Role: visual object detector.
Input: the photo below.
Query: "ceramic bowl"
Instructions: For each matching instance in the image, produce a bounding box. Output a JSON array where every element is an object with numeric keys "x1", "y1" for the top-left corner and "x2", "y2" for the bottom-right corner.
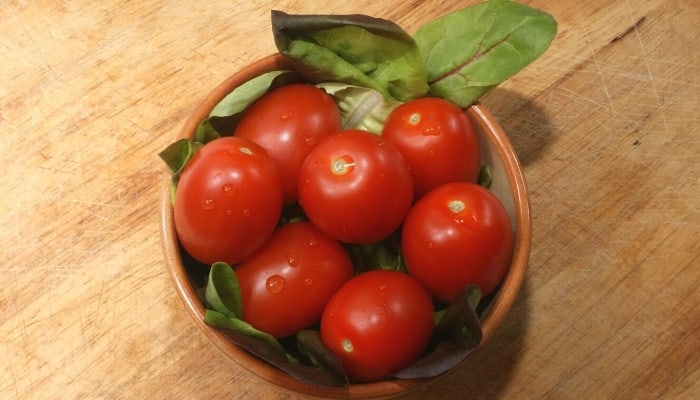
[{"x1": 160, "y1": 54, "x2": 531, "y2": 399}]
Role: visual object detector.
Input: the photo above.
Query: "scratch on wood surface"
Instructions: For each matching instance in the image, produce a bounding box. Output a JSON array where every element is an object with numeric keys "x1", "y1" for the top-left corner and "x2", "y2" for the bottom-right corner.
[
  {"x1": 610, "y1": 16, "x2": 647, "y2": 44},
  {"x1": 6, "y1": 3, "x2": 57, "y2": 77}
]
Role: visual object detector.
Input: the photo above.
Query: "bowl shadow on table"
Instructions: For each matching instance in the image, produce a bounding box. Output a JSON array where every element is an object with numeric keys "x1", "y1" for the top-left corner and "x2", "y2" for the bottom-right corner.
[{"x1": 480, "y1": 87, "x2": 555, "y2": 167}]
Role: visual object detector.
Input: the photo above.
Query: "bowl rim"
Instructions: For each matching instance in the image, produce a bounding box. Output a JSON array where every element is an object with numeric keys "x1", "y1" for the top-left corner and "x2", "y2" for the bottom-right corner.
[{"x1": 159, "y1": 53, "x2": 531, "y2": 399}]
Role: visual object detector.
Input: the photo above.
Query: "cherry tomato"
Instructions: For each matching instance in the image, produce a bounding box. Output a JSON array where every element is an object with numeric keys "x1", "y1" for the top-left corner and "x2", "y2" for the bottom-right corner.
[
  {"x1": 320, "y1": 269, "x2": 434, "y2": 382},
  {"x1": 234, "y1": 84, "x2": 341, "y2": 203},
  {"x1": 401, "y1": 182, "x2": 513, "y2": 303},
  {"x1": 174, "y1": 136, "x2": 283, "y2": 265},
  {"x1": 382, "y1": 97, "x2": 480, "y2": 198},
  {"x1": 235, "y1": 221, "x2": 354, "y2": 338},
  {"x1": 298, "y1": 129, "x2": 413, "y2": 244}
]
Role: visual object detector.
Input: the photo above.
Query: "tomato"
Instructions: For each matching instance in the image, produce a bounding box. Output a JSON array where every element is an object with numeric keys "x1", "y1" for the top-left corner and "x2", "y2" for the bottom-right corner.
[
  {"x1": 235, "y1": 221, "x2": 354, "y2": 338},
  {"x1": 401, "y1": 182, "x2": 513, "y2": 304},
  {"x1": 298, "y1": 129, "x2": 413, "y2": 244},
  {"x1": 174, "y1": 136, "x2": 283, "y2": 265},
  {"x1": 382, "y1": 97, "x2": 480, "y2": 198},
  {"x1": 234, "y1": 84, "x2": 341, "y2": 203},
  {"x1": 320, "y1": 269, "x2": 434, "y2": 382}
]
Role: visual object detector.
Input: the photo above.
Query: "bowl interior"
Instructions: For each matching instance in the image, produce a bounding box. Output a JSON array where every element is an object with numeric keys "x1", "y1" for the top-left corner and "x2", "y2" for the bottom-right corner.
[{"x1": 160, "y1": 54, "x2": 531, "y2": 399}]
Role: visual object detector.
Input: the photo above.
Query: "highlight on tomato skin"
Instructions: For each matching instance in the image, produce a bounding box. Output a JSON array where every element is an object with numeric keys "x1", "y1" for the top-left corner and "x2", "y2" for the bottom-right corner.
[
  {"x1": 319, "y1": 269, "x2": 435, "y2": 383},
  {"x1": 173, "y1": 136, "x2": 284, "y2": 266},
  {"x1": 297, "y1": 129, "x2": 414, "y2": 245},
  {"x1": 401, "y1": 181, "x2": 514, "y2": 304}
]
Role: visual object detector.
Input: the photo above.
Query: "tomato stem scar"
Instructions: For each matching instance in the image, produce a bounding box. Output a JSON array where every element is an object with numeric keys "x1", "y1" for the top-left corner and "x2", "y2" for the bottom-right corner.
[
  {"x1": 331, "y1": 155, "x2": 355, "y2": 176},
  {"x1": 448, "y1": 200, "x2": 465, "y2": 213},
  {"x1": 341, "y1": 338, "x2": 354, "y2": 353}
]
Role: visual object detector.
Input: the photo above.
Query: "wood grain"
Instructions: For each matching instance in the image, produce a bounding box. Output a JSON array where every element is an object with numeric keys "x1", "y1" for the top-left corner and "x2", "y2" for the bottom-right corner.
[{"x1": 1, "y1": 1, "x2": 698, "y2": 399}]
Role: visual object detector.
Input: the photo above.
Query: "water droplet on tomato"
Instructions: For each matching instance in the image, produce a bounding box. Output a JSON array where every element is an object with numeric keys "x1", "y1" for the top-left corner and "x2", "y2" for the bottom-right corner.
[
  {"x1": 421, "y1": 124, "x2": 441, "y2": 136},
  {"x1": 304, "y1": 136, "x2": 316, "y2": 146},
  {"x1": 287, "y1": 255, "x2": 298, "y2": 267},
  {"x1": 266, "y1": 275, "x2": 285, "y2": 294},
  {"x1": 304, "y1": 277, "x2": 313, "y2": 286},
  {"x1": 201, "y1": 199, "x2": 215, "y2": 210},
  {"x1": 241, "y1": 208, "x2": 250, "y2": 217},
  {"x1": 427, "y1": 241, "x2": 434, "y2": 249},
  {"x1": 225, "y1": 209, "x2": 233, "y2": 216},
  {"x1": 222, "y1": 183, "x2": 235, "y2": 196},
  {"x1": 306, "y1": 239, "x2": 317, "y2": 247},
  {"x1": 280, "y1": 112, "x2": 293, "y2": 121}
]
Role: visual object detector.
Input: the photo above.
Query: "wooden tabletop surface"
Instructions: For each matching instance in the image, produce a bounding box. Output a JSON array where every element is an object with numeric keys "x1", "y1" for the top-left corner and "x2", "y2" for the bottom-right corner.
[{"x1": 2, "y1": 0, "x2": 698, "y2": 399}]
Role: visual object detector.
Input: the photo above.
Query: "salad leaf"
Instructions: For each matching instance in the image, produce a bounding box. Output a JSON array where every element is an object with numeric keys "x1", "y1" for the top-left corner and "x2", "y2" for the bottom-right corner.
[
  {"x1": 202, "y1": 266, "x2": 349, "y2": 387},
  {"x1": 271, "y1": 10, "x2": 429, "y2": 101},
  {"x1": 345, "y1": 235, "x2": 406, "y2": 273},
  {"x1": 394, "y1": 285, "x2": 482, "y2": 378},
  {"x1": 478, "y1": 165, "x2": 493, "y2": 189},
  {"x1": 296, "y1": 330, "x2": 348, "y2": 385},
  {"x1": 204, "y1": 309, "x2": 290, "y2": 360},
  {"x1": 203, "y1": 263, "x2": 297, "y2": 363},
  {"x1": 204, "y1": 262, "x2": 244, "y2": 318},
  {"x1": 158, "y1": 138, "x2": 201, "y2": 175},
  {"x1": 316, "y1": 82, "x2": 402, "y2": 134},
  {"x1": 414, "y1": 0, "x2": 557, "y2": 107},
  {"x1": 197, "y1": 69, "x2": 301, "y2": 142}
]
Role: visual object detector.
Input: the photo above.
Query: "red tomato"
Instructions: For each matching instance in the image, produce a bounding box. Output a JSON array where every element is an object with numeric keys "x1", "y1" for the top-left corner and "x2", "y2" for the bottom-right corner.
[
  {"x1": 320, "y1": 269, "x2": 434, "y2": 382},
  {"x1": 174, "y1": 136, "x2": 283, "y2": 265},
  {"x1": 382, "y1": 97, "x2": 480, "y2": 198},
  {"x1": 235, "y1": 221, "x2": 354, "y2": 338},
  {"x1": 298, "y1": 129, "x2": 413, "y2": 244},
  {"x1": 234, "y1": 84, "x2": 341, "y2": 203},
  {"x1": 401, "y1": 182, "x2": 513, "y2": 303}
]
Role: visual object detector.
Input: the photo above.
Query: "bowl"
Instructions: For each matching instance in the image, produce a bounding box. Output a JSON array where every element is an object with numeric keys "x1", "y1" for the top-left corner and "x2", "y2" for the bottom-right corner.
[{"x1": 160, "y1": 54, "x2": 531, "y2": 399}]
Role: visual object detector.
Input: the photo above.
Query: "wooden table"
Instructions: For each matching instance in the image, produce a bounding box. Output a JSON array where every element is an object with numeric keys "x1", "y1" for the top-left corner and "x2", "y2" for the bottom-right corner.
[{"x1": 2, "y1": 0, "x2": 698, "y2": 399}]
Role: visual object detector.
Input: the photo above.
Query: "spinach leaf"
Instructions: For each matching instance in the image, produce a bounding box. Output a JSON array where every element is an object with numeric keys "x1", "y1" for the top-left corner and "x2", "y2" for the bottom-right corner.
[
  {"x1": 271, "y1": 10, "x2": 429, "y2": 102},
  {"x1": 414, "y1": 0, "x2": 557, "y2": 107}
]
